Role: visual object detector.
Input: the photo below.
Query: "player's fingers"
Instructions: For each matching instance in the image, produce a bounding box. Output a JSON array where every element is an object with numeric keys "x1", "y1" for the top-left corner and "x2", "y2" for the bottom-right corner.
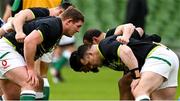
[
  {"x1": 35, "y1": 77, "x2": 39, "y2": 87},
  {"x1": 27, "y1": 76, "x2": 32, "y2": 83},
  {"x1": 31, "y1": 76, "x2": 35, "y2": 86}
]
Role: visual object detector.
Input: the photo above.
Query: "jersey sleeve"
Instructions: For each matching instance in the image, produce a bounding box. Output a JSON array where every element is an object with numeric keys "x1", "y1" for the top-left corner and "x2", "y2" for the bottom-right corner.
[
  {"x1": 106, "y1": 27, "x2": 141, "y2": 40},
  {"x1": 105, "y1": 28, "x2": 116, "y2": 38},
  {"x1": 35, "y1": 23, "x2": 50, "y2": 41},
  {"x1": 28, "y1": 7, "x2": 50, "y2": 18},
  {"x1": 99, "y1": 35, "x2": 122, "y2": 60},
  {"x1": 131, "y1": 29, "x2": 141, "y2": 39},
  {"x1": 35, "y1": 18, "x2": 61, "y2": 41},
  {"x1": 99, "y1": 35, "x2": 126, "y2": 71}
]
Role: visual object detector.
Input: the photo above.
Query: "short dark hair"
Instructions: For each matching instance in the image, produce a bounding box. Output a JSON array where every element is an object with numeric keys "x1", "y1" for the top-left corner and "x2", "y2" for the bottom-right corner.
[
  {"x1": 70, "y1": 51, "x2": 83, "y2": 72},
  {"x1": 70, "y1": 44, "x2": 99, "y2": 73},
  {"x1": 83, "y1": 29, "x2": 102, "y2": 44},
  {"x1": 61, "y1": 6, "x2": 84, "y2": 22},
  {"x1": 60, "y1": 2, "x2": 73, "y2": 10}
]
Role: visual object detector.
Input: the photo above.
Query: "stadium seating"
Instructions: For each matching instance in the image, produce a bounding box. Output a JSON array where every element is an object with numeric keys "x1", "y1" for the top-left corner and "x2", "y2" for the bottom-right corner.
[{"x1": 71, "y1": 0, "x2": 180, "y2": 48}]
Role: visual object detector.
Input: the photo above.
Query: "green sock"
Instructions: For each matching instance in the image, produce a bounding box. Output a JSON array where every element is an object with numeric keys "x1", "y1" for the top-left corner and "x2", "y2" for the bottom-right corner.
[
  {"x1": 43, "y1": 78, "x2": 50, "y2": 100},
  {"x1": 43, "y1": 87, "x2": 50, "y2": 100},
  {"x1": 20, "y1": 90, "x2": 36, "y2": 100},
  {"x1": 53, "y1": 55, "x2": 67, "y2": 70}
]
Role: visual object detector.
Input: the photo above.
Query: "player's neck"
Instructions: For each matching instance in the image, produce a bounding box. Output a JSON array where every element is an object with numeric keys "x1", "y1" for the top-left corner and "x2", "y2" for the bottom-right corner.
[{"x1": 93, "y1": 45, "x2": 104, "y2": 60}]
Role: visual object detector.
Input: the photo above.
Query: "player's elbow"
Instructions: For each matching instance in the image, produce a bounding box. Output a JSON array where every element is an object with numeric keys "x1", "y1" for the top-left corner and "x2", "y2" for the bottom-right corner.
[
  {"x1": 136, "y1": 27, "x2": 144, "y2": 37},
  {"x1": 24, "y1": 37, "x2": 31, "y2": 45}
]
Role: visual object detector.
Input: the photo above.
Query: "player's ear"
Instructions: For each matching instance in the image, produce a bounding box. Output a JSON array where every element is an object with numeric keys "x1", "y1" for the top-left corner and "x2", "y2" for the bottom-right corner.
[
  {"x1": 67, "y1": 18, "x2": 72, "y2": 23},
  {"x1": 92, "y1": 36, "x2": 98, "y2": 44},
  {"x1": 58, "y1": 9, "x2": 64, "y2": 15},
  {"x1": 64, "y1": 18, "x2": 73, "y2": 26},
  {"x1": 80, "y1": 58, "x2": 87, "y2": 65},
  {"x1": 56, "y1": 7, "x2": 64, "y2": 15},
  {"x1": 88, "y1": 52, "x2": 93, "y2": 57}
]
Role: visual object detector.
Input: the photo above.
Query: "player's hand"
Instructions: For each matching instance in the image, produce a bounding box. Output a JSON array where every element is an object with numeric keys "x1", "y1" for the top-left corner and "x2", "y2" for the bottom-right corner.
[
  {"x1": 116, "y1": 36, "x2": 129, "y2": 44},
  {"x1": 15, "y1": 32, "x2": 26, "y2": 43},
  {"x1": 1, "y1": 21, "x2": 14, "y2": 33},
  {"x1": 131, "y1": 78, "x2": 140, "y2": 93},
  {"x1": 27, "y1": 69, "x2": 39, "y2": 87}
]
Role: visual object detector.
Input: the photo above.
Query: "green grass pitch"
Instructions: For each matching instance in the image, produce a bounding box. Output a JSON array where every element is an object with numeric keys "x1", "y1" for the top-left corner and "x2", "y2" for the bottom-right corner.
[{"x1": 48, "y1": 66, "x2": 180, "y2": 100}]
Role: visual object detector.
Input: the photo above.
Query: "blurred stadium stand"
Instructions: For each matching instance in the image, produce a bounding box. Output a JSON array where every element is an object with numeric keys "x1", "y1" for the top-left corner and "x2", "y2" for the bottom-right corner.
[
  {"x1": 71, "y1": 0, "x2": 180, "y2": 49},
  {"x1": 0, "y1": 0, "x2": 180, "y2": 49}
]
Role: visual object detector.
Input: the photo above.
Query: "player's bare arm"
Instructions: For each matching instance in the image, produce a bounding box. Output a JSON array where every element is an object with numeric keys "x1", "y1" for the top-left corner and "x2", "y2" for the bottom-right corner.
[
  {"x1": 118, "y1": 45, "x2": 138, "y2": 70},
  {"x1": 13, "y1": 9, "x2": 35, "y2": 42},
  {"x1": 115, "y1": 23, "x2": 135, "y2": 44},
  {"x1": 24, "y1": 30, "x2": 43, "y2": 86},
  {"x1": 118, "y1": 45, "x2": 140, "y2": 87}
]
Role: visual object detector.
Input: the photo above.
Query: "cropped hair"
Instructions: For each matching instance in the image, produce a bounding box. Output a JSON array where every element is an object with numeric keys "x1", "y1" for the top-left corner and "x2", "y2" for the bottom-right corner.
[
  {"x1": 59, "y1": 2, "x2": 74, "y2": 10},
  {"x1": 83, "y1": 29, "x2": 102, "y2": 44},
  {"x1": 70, "y1": 44, "x2": 99, "y2": 73},
  {"x1": 61, "y1": 6, "x2": 84, "y2": 22}
]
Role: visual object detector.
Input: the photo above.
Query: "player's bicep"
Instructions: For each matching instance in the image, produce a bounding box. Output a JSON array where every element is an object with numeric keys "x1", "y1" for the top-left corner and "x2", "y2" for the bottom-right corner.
[{"x1": 14, "y1": 9, "x2": 35, "y2": 21}]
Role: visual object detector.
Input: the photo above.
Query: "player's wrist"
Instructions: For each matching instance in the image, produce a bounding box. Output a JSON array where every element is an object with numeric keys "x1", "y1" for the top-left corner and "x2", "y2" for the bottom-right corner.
[{"x1": 130, "y1": 68, "x2": 140, "y2": 79}]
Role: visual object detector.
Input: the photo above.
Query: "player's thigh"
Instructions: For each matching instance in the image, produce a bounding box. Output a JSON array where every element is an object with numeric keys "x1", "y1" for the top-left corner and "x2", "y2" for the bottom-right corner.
[
  {"x1": 4, "y1": 66, "x2": 29, "y2": 87},
  {"x1": 34, "y1": 60, "x2": 48, "y2": 77},
  {"x1": 34, "y1": 59, "x2": 40, "y2": 75},
  {"x1": 119, "y1": 72, "x2": 134, "y2": 100},
  {"x1": 40, "y1": 61, "x2": 49, "y2": 77},
  {"x1": 133, "y1": 72, "x2": 164, "y2": 94},
  {"x1": 36, "y1": 53, "x2": 51, "y2": 77},
  {"x1": 151, "y1": 87, "x2": 176, "y2": 100},
  {"x1": 0, "y1": 79, "x2": 20, "y2": 100},
  {"x1": 0, "y1": 51, "x2": 28, "y2": 87},
  {"x1": 119, "y1": 72, "x2": 132, "y2": 89}
]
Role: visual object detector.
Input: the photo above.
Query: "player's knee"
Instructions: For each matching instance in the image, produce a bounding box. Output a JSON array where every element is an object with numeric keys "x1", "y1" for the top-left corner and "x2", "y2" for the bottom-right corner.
[
  {"x1": 35, "y1": 77, "x2": 44, "y2": 92},
  {"x1": 21, "y1": 82, "x2": 35, "y2": 90},
  {"x1": 3, "y1": 92, "x2": 20, "y2": 100},
  {"x1": 151, "y1": 87, "x2": 176, "y2": 100},
  {"x1": 2, "y1": 86, "x2": 20, "y2": 100},
  {"x1": 21, "y1": 78, "x2": 43, "y2": 91}
]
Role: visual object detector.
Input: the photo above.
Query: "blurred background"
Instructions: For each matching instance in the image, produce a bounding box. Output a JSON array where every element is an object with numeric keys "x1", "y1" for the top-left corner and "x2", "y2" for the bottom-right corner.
[
  {"x1": 0, "y1": 0, "x2": 180, "y2": 100},
  {"x1": 69, "y1": 0, "x2": 180, "y2": 49},
  {"x1": 1, "y1": 0, "x2": 180, "y2": 50}
]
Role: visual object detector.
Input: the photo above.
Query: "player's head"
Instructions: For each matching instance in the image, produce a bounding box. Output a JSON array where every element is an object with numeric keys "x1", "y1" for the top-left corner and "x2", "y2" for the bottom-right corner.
[
  {"x1": 59, "y1": 2, "x2": 74, "y2": 10},
  {"x1": 70, "y1": 44, "x2": 100, "y2": 73},
  {"x1": 83, "y1": 29, "x2": 105, "y2": 44},
  {"x1": 53, "y1": 2, "x2": 74, "y2": 16},
  {"x1": 61, "y1": 7, "x2": 84, "y2": 37}
]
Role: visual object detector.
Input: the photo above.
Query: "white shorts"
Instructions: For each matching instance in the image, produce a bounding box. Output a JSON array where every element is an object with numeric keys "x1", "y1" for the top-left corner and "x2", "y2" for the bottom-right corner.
[
  {"x1": 0, "y1": 38, "x2": 26, "y2": 79},
  {"x1": 141, "y1": 46, "x2": 179, "y2": 89},
  {"x1": 39, "y1": 52, "x2": 52, "y2": 63},
  {"x1": 58, "y1": 35, "x2": 75, "y2": 45}
]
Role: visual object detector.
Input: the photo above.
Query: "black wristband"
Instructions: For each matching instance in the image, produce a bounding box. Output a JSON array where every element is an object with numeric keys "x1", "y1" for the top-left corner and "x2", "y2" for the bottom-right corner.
[{"x1": 130, "y1": 68, "x2": 140, "y2": 79}]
